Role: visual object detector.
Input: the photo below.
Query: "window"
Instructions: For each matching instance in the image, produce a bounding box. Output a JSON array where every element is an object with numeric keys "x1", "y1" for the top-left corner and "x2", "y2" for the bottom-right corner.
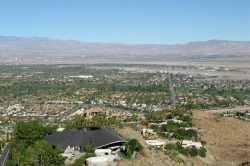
[{"x1": 105, "y1": 152, "x2": 109, "y2": 155}]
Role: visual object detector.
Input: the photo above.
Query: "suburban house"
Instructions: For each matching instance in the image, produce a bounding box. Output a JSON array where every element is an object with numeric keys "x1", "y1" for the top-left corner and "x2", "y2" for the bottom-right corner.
[
  {"x1": 146, "y1": 140, "x2": 165, "y2": 148},
  {"x1": 181, "y1": 140, "x2": 202, "y2": 149},
  {"x1": 141, "y1": 129, "x2": 157, "y2": 139},
  {"x1": 152, "y1": 105, "x2": 164, "y2": 111},
  {"x1": 83, "y1": 108, "x2": 109, "y2": 119},
  {"x1": 44, "y1": 126, "x2": 125, "y2": 154},
  {"x1": 149, "y1": 120, "x2": 168, "y2": 127},
  {"x1": 168, "y1": 119, "x2": 183, "y2": 124},
  {"x1": 95, "y1": 149, "x2": 116, "y2": 161},
  {"x1": 86, "y1": 156, "x2": 108, "y2": 166},
  {"x1": 180, "y1": 127, "x2": 192, "y2": 130},
  {"x1": 67, "y1": 108, "x2": 85, "y2": 119},
  {"x1": 56, "y1": 124, "x2": 66, "y2": 132}
]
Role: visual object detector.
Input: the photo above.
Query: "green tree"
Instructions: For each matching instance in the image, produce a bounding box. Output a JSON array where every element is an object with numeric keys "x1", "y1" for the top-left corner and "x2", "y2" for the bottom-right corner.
[
  {"x1": 85, "y1": 145, "x2": 94, "y2": 153},
  {"x1": 92, "y1": 114, "x2": 107, "y2": 126},
  {"x1": 189, "y1": 148, "x2": 198, "y2": 157},
  {"x1": 24, "y1": 146, "x2": 39, "y2": 166},
  {"x1": 198, "y1": 147, "x2": 207, "y2": 157},
  {"x1": 183, "y1": 115, "x2": 192, "y2": 122},
  {"x1": 33, "y1": 140, "x2": 65, "y2": 166},
  {"x1": 123, "y1": 139, "x2": 143, "y2": 158},
  {"x1": 14, "y1": 121, "x2": 45, "y2": 146}
]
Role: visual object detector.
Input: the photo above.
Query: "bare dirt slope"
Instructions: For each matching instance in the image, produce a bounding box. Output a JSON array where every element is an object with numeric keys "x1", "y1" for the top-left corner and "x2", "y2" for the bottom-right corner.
[{"x1": 192, "y1": 110, "x2": 250, "y2": 166}]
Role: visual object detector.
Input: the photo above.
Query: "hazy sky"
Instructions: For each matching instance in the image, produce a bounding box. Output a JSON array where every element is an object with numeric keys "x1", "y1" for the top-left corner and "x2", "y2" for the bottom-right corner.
[{"x1": 1, "y1": 0, "x2": 249, "y2": 44}]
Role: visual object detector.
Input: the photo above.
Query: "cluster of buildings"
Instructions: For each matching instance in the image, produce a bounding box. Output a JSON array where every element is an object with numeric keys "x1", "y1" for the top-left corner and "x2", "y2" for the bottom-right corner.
[
  {"x1": 67, "y1": 107, "x2": 144, "y2": 122},
  {"x1": 141, "y1": 119, "x2": 203, "y2": 151},
  {"x1": 67, "y1": 107, "x2": 109, "y2": 120},
  {"x1": 0, "y1": 103, "x2": 77, "y2": 141},
  {"x1": 175, "y1": 78, "x2": 250, "y2": 107},
  {"x1": 0, "y1": 103, "x2": 76, "y2": 123},
  {"x1": 221, "y1": 111, "x2": 250, "y2": 121},
  {"x1": 77, "y1": 90, "x2": 171, "y2": 112},
  {"x1": 45, "y1": 126, "x2": 125, "y2": 166}
]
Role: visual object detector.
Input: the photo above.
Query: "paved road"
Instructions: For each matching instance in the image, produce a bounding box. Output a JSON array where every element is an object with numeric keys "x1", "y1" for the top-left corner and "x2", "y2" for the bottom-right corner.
[
  {"x1": 168, "y1": 73, "x2": 177, "y2": 108},
  {"x1": 128, "y1": 93, "x2": 138, "y2": 107},
  {"x1": 47, "y1": 107, "x2": 81, "y2": 125},
  {"x1": 132, "y1": 123, "x2": 140, "y2": 131},
  {"x1": 122, "y1": 122, "x2": 141, "y2": 131},
  {"x1": 194, "y1": 130, "x2": 198, "y2": 142},
  {"x1": 80, "y1": 104, "x2": 142, "y2": 114},
  {"x1": 0, "y1": 143, "x2": 9, "y2": 166},
  {"x1": 56, "y1": 107, "x2": 81, "y2": 120}
]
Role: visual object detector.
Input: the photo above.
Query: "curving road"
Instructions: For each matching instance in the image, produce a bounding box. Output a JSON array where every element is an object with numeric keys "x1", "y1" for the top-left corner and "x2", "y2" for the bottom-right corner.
[{"x1": 0, "y1": 143, "x2": 9, "y2": 166}]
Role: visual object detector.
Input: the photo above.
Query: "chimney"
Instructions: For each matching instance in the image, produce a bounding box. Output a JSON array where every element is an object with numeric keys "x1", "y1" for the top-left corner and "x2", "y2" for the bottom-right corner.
[{"x1": 91, "y1": 139, "x2": 94, "y2": 145}]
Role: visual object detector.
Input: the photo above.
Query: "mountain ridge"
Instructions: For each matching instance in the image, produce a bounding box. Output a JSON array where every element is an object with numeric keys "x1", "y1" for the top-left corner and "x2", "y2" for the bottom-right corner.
[
  {"x1": 0, "y1": 36, "x2": 249, "y2": 62},
  {"x1": 1, "y1": 36, "x2": 249, "y2": 45}
]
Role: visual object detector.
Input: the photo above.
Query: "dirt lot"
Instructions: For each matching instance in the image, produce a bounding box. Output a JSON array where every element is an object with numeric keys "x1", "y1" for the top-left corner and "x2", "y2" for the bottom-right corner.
[{"x1": 192, "y1": 110, "x2": 250, "y2": 166}]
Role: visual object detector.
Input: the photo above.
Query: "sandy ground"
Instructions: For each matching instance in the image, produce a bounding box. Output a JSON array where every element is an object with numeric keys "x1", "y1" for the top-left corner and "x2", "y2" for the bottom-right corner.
[
  {"x1": 192, "y1": 110, "x2": 250, "y2": 166},
  {"x1": 5, "y1": 56, "x2": 250, "y2": 68}
]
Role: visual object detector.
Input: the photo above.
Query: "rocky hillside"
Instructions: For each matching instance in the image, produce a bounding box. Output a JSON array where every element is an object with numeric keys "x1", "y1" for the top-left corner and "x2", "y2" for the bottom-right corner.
[
  {"x1": 192, "y1": 110, "x2": 250, "y2": 166},
  {"x1": 116, "y1": 110, "x2": 249, "y2": 166},
  {"x1": 117, "y1": 127, "x2": 215, "y2": 166}
]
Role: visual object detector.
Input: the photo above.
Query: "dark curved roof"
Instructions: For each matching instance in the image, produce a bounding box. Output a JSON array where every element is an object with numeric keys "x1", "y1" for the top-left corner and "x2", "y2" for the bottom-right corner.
[{"x1": 44, "y1": 127, "x2": 125, "y2": 152}]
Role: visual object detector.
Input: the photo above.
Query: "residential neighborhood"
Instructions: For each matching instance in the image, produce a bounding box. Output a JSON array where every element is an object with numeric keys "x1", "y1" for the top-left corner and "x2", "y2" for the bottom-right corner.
[{"x1": 0, "y1": 64, "x2": 249, "y2": 166}]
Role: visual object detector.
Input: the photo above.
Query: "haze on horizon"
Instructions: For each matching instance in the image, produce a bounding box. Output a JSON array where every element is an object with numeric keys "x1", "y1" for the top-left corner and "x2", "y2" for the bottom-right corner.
[{"x1": 1, "y1": 0, "x2": 250, "y2": 44}]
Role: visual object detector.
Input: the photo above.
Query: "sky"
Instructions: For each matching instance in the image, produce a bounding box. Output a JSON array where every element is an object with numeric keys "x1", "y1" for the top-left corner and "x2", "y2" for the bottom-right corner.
[{"x1": 0, "y1": 0, "x2": 249, "y2": 44}]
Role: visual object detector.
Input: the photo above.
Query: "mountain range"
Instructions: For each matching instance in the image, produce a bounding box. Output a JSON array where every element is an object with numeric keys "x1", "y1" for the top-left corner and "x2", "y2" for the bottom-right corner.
[{"x1": 0, "y1": 36, "x2": 249, "y2": 62}]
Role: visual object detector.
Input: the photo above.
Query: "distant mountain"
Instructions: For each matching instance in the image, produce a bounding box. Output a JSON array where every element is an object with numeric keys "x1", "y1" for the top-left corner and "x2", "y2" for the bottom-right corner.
[{"x1": 0, "y1": 36, "x2": 249, "y2": 62}]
